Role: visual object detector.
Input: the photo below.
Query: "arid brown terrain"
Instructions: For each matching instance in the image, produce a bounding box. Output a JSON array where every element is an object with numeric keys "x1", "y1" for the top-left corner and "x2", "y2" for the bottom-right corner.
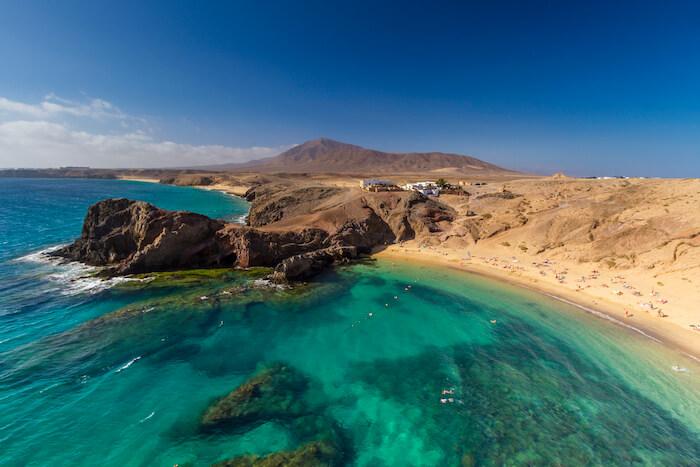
[
  {"x1": 210, "y1": 138, "x2": 517, "y2": 175},
  {"x1": 20, "y1": 138, "x2": 700, "y2": 356},
  {"x1": 52, "y1": 177, "x2": 453, "y2": 282},
  {"x1": 156, "y1": 171, "x2": 700, "y2": 356}
]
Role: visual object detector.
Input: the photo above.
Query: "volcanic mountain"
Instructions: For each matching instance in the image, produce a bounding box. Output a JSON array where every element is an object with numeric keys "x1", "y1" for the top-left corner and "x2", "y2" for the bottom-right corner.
[{"x1": 226, "y1": 138, "x2": 515, "y2": 175}]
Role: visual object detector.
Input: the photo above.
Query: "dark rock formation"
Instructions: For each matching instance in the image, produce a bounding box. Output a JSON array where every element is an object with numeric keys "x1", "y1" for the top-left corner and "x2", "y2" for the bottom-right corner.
[
  {"x1": 245, "y1": 183, "x2": 454, "y2": 246},
  {"x1": 219, "y1": 225, "x2": 329, "y2": 268},
  {"x1": 213, "y1": 440, "x2": 342, "y2": 467},
  {"x1": 53, "y1": 183, "x2": 454, "y2": 280},
  {"x1": 52, "y1": 199, "x2": 227, "y2": 274},
  {"x1": 201, "y1": 363, "x2": 308, "y2": 431},
  {"x1": 271, "y1": 246, "x2": 358, "y2": 283},
  {"x1": 51, "y1": 199, "x2": 330, "y2": 276}
]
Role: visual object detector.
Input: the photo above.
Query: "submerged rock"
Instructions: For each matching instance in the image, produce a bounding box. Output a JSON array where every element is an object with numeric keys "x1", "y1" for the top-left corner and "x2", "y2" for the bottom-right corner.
[
  {"x1": 213, "y1": 440, "x2": 342, "y2": 467},
  {"x1": 201, "y1": 363, "x2": 308, "y2": 430}
]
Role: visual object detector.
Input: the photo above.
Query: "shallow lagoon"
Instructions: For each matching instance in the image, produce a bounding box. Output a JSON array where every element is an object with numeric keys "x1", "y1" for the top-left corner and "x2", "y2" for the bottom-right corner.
[{"x1": 1, "y1": 179, "x2": 699, "y2": 466}]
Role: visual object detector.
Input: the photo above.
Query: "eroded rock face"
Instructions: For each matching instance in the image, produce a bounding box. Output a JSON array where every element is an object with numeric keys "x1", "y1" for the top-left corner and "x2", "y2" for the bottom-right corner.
[
  {"x1": 213, "y1": 440, "x2": 342, "y2": 467},
  {"x1": 271, "y1": 246, "x2": 358, "y2": 283},
  {"x1": 245, "y1": 183, "x2": 454, "y2": 248},
  {"x1": 51, "y1": 199, "x2": 331, "y2": 276},
  {"x1": 201, "y1": 363, "x2": 308, "y2": 431},
  {"x1": 53, "y1": 184, "x2": 454, "y2": 280},
  {"x1": 247, "y1": 186, "x2": 342, "y2": 227},
  {"x1": 52, "y1": 199, "x2": 228, "y2": 274},
  {"x1": 219, "y1": 225, "x2": 329, "y2": 268}
]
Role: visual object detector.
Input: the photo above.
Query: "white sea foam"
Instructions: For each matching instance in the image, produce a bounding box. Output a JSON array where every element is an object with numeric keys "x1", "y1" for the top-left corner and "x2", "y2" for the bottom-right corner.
[
  {"x1": 252, "y1": 278, "x2": 287, "y2": 290},
  {"x1": 116, "y1": 356, "x2": 142, "y2": 373},
  {"x1": 39, "y1": 382, "x2": 61, "y2": 394},
  {"x1": 47, "y1": 264, "x2": 133, "y2": 296},
  {"x1": 545, "y1": 294, "x2": 663, "y2": 344},
  {"x1": 233, "y1": 213, "x2": 248, "y2": 224},
  {"x1": 15, "y1": 245, "x2": 135, "y2": 296},
  {"x1": 14, "y1": 245, "x2": 66, "y2": 264}
]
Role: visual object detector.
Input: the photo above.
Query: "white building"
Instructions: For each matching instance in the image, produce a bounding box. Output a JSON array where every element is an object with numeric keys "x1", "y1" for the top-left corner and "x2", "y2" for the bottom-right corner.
[{"x1": 402, "y1": 181, "x2": 440, "y2": 196}]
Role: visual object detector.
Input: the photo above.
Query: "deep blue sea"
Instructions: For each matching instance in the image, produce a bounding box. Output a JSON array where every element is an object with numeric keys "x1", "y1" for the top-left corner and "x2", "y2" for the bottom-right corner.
[{"x1": 1, "y1": 178, "x2": 699, "y2": 466}]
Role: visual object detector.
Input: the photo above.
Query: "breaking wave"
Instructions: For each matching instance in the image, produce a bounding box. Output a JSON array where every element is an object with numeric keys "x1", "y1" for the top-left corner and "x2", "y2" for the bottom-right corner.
[{"x1": 15, "y1": 246, "x2": 133, "y2": 296}]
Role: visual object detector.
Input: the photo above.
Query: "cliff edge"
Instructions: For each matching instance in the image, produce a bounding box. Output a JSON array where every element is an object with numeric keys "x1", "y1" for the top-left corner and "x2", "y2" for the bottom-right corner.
[{"x1": 53, "y1": 187, "x2": 454, "y2": 281}]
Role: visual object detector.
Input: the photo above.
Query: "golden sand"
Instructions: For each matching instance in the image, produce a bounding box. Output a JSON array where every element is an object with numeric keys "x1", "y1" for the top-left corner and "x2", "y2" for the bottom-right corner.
[{"x1": 376, "y1": 242, "x2": 700, "y2": 360}]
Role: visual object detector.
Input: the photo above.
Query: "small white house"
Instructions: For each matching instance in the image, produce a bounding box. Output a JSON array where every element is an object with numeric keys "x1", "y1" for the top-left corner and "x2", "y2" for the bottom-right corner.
[{"x1": 402, "y1": 181, "x2": 440, "y2": 196}]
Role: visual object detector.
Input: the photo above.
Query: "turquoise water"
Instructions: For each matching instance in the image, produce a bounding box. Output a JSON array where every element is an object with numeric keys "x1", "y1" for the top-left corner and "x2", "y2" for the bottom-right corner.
[
  {"x1": 1, "y1": 179, "x2": 699, "y2": 466},
  {"x1": 0, "y1": 178, "x2": 249, "y2": 350}
]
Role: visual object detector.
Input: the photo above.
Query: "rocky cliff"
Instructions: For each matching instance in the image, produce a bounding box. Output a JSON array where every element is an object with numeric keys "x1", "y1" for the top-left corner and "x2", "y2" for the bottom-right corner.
[
  {"x1": 53, "y1": 199, "x2": 227, "y2": 274},
  {"x1": 53, "y1": 185, "x2": 454, "y2": 281},
  {"x1": 245, "y1": 183, "x2": 453, "y2": 245}
]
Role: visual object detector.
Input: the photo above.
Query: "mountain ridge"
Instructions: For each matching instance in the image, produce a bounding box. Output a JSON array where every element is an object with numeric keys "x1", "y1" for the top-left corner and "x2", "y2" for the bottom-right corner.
[{"x1": 213, "y1": 138, "x2": 517, "y2": 175}]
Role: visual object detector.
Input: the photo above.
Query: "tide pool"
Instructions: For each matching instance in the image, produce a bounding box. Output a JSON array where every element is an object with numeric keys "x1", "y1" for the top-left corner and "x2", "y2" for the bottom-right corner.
[{"x1": 0, "y1": 179, "x2": 699, "y2": 466}]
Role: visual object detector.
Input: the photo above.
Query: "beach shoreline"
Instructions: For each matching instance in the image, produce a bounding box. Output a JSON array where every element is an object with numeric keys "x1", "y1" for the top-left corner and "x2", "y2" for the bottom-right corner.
[
  {"x1": 375, "y1": 244, "x2": 700, "y2": 361},
  {"x1": 118, "y1": 176, "x2": 250, "y2": 201},
  {"x1": 114, "y1": 175, "x2": 700, "y2": 360},
  {"x1": 116, "y1": 177, "x2": 249, "y2": 224},
  {"x1": 116, "y1": 176, "x2": 161, "y2": 184},
  {"x1": 192, "y1": 183, "x2": 250, "y2": 198}
]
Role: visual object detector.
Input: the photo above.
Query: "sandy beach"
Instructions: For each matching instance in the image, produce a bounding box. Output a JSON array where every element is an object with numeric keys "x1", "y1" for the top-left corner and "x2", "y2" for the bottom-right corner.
[
  {"x1": 376, "y1": 242, "x2": 700, "y2": 360},
  {"x1": 119, "y1": 177, "x2": 250, "y2": 199},
  {"x1": 194, "y1": 183, "x2": 250, "y2": 197},
  {"x1": 115, "y1": 172, "x2": 700, "y2": 360},
  {"x1": 117, "y1": 176, "x2": 161, "y2": 183}
]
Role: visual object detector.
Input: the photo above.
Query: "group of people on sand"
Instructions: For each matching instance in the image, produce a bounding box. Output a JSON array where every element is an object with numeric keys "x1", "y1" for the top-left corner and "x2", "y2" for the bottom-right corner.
[{"x1": 400, "y1": 244, "x2": 681, "y2": 325}]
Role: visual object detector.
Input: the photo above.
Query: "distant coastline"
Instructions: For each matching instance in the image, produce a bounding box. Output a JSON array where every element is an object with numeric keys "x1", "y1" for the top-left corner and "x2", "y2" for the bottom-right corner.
[
  {"x1": 116, "y1": 176, "x2": 160, "y2": 183},
  {"x1": 117, "y1": 175, "x2": 250, "y2": 201}
]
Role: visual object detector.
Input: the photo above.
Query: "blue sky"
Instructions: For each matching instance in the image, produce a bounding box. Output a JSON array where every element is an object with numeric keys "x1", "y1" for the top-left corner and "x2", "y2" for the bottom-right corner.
[{"x1": 0, "y1": 1, "x2": 698, "y2": 175}]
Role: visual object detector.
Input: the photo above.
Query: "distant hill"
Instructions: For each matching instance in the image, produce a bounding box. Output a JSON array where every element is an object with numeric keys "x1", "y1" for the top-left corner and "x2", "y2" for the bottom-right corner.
[{"x1": 218, "y1": 138, "x2": 516, "y2": 175}]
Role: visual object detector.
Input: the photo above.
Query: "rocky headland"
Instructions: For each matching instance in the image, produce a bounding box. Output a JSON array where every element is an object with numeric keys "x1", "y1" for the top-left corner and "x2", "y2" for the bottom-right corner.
[{"x1": 52, "y1": 182, "x2": 454, "y2": 282}]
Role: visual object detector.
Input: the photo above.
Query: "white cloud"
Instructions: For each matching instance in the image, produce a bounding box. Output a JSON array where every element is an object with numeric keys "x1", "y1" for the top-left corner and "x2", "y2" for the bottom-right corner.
[
  {"x1": 0, "y1": 94, "x2": 128, "y2": 121},
  {"x1": 0, "y1": 95, "x2": 290, "y2": 168}
]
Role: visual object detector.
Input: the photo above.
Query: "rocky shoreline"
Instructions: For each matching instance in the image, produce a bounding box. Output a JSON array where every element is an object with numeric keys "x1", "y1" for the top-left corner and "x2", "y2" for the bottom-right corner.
[{"x1": 51, "y1": 182, "x2": 454, "y2": 282}]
